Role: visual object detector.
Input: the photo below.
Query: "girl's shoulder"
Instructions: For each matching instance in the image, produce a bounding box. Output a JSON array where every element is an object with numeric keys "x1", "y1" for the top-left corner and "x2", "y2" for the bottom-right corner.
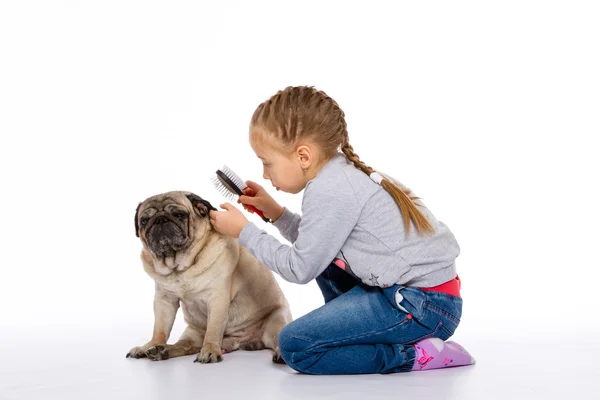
[{"x1": 304, "y1": 155, "x2": 379, "y2": 207}]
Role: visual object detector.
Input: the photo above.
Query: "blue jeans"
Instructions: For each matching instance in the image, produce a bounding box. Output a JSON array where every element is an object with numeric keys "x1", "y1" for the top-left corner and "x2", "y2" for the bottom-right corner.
[{"x1": 278, "y1": 263, "x2": 463, "y2": 374}]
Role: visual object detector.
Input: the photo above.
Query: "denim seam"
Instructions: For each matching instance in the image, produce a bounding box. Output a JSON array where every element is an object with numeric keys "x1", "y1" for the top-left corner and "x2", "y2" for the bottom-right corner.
[
  {"x1": 409, "y1": 320, "x2": 443, "y2": 344},
  {"x1": 439, "y1": 324, "x2": 455, "y2": 338},
  {"x1": 291, "y1": 317, "x2": 412, "y2": 352},
  {"x1": 423, "y1": 302, "x2": 461, "y2": 324},
  {"x1": 289, "y1": 348, "x2": 326, "y2": 372}
]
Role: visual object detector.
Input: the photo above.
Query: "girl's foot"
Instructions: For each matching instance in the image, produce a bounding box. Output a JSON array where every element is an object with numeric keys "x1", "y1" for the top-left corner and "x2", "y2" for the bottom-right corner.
[{"x1": 412, "y1": 338, "x2": 475, "y2": 371}]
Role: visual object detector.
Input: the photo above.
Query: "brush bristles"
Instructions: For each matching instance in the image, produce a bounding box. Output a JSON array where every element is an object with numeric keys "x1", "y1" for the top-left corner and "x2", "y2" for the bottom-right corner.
[
  {"x1": 220, "y1": 165, "x2": 247, "y2": 191},
  {"x1": 211, "y1": 176, "x2": 237, "y2": 201}
]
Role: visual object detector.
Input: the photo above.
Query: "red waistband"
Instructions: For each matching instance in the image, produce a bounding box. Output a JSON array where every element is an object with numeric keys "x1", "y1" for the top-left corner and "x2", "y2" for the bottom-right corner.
[{"x1": 420, "y1": 275, "x2": 461, "y2": 297}]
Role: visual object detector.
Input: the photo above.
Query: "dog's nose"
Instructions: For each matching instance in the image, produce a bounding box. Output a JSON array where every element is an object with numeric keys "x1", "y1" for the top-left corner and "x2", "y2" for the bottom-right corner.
[{"x1": 155, "y1": 216, "x2": 168, "y2": 224}]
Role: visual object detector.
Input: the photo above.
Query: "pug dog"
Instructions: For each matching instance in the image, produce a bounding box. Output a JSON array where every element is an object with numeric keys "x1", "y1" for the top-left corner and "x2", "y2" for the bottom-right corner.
[{"x1": 126, "y1": 191, "x2": 292, "y2": 364}]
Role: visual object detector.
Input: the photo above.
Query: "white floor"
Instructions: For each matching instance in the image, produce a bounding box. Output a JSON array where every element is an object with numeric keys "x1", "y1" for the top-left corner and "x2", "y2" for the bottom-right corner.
[{"x1": 2, "y1": 324, "x2": 598, "y2": 400}]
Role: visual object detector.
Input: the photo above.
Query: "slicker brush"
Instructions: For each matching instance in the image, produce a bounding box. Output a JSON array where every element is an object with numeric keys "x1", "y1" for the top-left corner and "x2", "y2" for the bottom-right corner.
[{"x1": 211, "y1": 166, "x2": 271, "y2": 223}]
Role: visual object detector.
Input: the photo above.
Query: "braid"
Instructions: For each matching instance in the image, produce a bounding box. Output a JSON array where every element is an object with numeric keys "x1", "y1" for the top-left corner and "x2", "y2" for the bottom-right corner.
[
  {"x1": 250, "y1": 85, "x2": 433, "y2": 236},
  {"x1": 341, "y1": 141, "x2": 373, "y2": 175}
]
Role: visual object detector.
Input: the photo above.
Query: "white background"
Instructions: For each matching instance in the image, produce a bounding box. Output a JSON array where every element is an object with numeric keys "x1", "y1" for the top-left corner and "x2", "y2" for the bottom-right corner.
[{"x1": 1, "y1": 1, "x2": 599, "y2": 399}]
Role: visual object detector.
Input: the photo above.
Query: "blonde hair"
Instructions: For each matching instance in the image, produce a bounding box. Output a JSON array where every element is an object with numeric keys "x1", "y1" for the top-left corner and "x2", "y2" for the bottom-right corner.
[{"x1": 250, "y1": 86, "x2": 434, "y2": 236}]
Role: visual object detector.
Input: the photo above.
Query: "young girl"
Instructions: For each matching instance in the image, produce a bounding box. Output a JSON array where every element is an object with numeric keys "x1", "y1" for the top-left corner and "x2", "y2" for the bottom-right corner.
[{"x1": 209, "y1": 86, "x2": 475, "y2": 375}]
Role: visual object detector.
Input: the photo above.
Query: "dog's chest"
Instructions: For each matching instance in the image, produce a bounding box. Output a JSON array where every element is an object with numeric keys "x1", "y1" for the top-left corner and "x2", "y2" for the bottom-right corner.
[
  {"x1": 159, "y1": 273, "x2": 202, "y2": 297},
  {"x1": 180, "y1": 297, "x2": 209, "y2": 326},
  {"x1": 160, "y1": 278, "x2": 212, "y2": 321}
]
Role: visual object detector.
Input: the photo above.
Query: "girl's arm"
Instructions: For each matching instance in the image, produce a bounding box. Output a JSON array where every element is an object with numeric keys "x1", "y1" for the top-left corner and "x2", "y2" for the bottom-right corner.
[
  {"x1": 239, "y1": 178, "x2": 361, "y2": 284},
  {"x1": 272, "y1": 207, "x2": 302, "y2": 243}
]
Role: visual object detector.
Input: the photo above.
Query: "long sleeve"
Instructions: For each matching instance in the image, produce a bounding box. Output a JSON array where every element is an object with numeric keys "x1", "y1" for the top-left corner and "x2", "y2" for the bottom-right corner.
[
  {"x1": 272, "y1": 207, "x2": 302, "y2": 243},
  {"x1": 238, "y1": 177, "x2": 362, "y2": 284},
  {"x1": 238, "y1": 153, "x2": 460, "y2": 289}
]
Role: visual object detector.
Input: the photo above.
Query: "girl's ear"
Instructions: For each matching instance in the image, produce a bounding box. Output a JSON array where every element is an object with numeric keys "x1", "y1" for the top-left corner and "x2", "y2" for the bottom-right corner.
[{"x1": 296, "y1": 144, "x2": 313, "y2": 168}]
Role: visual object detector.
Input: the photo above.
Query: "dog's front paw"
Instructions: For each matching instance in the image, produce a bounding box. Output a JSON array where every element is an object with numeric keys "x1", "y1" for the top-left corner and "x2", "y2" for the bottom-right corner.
[
  {"x1": 146, "y1": 345, "x2": 170, "y2": 361},
  {"x1": 126, "y1": 345, "x2": 150, "y2": 359},
  {"x1": 194, "y1": 343, "x2": 223, "y2": 364}
]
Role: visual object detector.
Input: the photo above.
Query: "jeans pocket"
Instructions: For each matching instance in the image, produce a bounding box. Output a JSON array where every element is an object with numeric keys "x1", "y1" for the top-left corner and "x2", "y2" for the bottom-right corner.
[
  {"x1": 422, "y1": 294, "x2": 463, "y2": 339},
  {"x1": 387, "y1": 287, "x2": 427, "y2": 319},
  {"x1": 383, "y1": 287, "x2": 463, "y2": 344},
  {"x1": 423, "y1": 297, "x2": 462, "y2": 324}
]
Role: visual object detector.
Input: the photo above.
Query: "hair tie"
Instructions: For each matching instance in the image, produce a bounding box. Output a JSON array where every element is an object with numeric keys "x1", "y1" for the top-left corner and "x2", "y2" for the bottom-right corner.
[{"x1": 370, "y1": 172, "x2": 384, "y2": 185}]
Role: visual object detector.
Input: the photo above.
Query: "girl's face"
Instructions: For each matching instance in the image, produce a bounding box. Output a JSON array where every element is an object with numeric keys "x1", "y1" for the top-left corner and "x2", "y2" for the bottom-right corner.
[{"x1": 249, "y1": 129, "x2": 313, "y2": 194}]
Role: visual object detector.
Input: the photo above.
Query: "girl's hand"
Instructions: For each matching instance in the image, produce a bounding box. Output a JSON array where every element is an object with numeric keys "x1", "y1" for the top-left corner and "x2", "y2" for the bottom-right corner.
[
  {"x1": 209, "y1": 203, "x2": 248, "y2": 238},
  {"x1": 237, "y1": 180, "x2": 285, "y2": 222}
]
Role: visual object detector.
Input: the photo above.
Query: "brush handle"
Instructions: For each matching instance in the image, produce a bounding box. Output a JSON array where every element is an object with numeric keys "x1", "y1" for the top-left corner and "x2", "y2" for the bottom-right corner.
[{"x1": 246, "y1": 204, "x2": 271, "y2": 223}]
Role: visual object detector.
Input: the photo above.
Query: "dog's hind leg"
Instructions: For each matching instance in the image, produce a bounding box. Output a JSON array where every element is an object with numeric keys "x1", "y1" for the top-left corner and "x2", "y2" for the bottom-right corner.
[
  {"x1": 261, "y1": 306, "x2": 293, "y2": 364},
  {"x1": 239, "y1": 338, "x2": 266, "y2": 351}
]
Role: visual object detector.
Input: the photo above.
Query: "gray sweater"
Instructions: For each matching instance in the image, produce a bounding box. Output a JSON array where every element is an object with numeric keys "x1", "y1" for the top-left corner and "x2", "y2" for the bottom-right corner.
[{"x1": 238, "y1": 153, "x2": 459, "y2": 287}]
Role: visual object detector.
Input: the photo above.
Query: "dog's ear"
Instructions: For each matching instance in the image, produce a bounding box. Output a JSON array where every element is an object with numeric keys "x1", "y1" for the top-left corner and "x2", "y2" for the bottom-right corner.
[
  {"x1": 134, "y1": 202, "x2": 142, "y2": 238},
  {"x1": 186, "y1": 193, "x2": 217, "y2": 218}
]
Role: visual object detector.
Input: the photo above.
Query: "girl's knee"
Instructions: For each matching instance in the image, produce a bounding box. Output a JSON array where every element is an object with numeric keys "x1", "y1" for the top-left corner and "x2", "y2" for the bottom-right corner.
[
  {"x1": 278, "y1": 322, "x2": 317, "y2": 370},
  {"x1": 278, "y1": 322, "x2": 308, "y2": 353}
]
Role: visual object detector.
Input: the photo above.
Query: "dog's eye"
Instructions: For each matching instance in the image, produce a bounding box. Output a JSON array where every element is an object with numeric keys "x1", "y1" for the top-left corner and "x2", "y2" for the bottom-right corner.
[
  {"x1": 174, "y1": 212, "x2": 188, "y2": 220},
  {"x1": 140, "y1": 218, "x2": 149, "y2": 226}
]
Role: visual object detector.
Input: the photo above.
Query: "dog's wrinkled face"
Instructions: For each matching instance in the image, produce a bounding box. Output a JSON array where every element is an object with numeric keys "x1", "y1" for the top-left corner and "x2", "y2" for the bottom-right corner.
[{"x1": 134, "y1": 191, "x2": 216, "y2": 258}]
